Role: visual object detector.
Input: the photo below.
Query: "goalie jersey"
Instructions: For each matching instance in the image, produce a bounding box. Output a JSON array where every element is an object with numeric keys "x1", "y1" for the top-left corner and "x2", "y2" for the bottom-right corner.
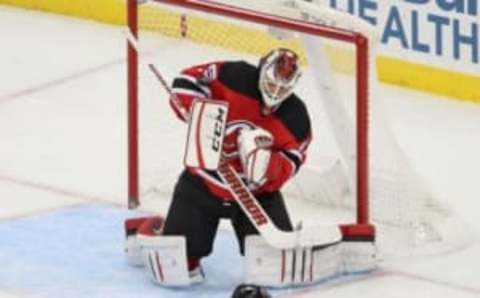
[{"x1": 170, "y1": 61, "x2": 312, "y2": 201}]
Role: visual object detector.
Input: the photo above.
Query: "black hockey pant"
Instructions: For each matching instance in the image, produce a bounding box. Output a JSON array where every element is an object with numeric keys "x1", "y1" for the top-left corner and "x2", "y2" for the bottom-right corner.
[{"x1": 162, "y1": 170, "x2": 293, "y2": 258}]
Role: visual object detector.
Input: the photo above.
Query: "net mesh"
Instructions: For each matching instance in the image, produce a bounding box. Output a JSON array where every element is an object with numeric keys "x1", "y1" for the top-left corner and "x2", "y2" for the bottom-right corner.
[{"x1": 130, "y1": 0, "x2": 468, "y2": 257}]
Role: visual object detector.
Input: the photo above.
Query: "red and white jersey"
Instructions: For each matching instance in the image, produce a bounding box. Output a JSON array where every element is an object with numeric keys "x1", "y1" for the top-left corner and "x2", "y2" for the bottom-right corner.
[{"x1": 171, "y1": 61, "x2": 312, "y2": 201}]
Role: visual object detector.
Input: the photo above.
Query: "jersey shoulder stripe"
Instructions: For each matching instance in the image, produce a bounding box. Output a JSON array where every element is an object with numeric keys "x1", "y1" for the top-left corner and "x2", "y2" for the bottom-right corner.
[
  {"x1": 274, "y1": 95, "x2": 311, "y2": 142},
  {"x1": 172, "y1": 77, "x2": 209, "y2": 97},
  {"x1": 217, "y1": 61, "x2": 263, "y2": 103},
  {"x1": 280, "y1": 150, "x2": 302, "y2": 173}
]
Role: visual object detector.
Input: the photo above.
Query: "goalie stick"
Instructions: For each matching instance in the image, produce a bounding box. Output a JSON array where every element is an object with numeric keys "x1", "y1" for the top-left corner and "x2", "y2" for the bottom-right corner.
[{"x1": 125, "y1": 30, "x2": 341, "y2": 249}]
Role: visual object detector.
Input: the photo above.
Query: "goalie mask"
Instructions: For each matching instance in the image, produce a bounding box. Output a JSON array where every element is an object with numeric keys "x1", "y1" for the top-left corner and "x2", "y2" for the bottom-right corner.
[{"x1": 258, "y1": 48, "x2": 302, "y2": 108}]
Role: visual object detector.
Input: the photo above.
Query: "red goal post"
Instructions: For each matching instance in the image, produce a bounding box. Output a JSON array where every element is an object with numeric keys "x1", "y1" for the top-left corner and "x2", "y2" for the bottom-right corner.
[
  {"x1": 126, "y1": 0, "x2": 371, "y2": 225},
  {"x1": 126, "y1": 0, "x2": 474, "y2": 258}
]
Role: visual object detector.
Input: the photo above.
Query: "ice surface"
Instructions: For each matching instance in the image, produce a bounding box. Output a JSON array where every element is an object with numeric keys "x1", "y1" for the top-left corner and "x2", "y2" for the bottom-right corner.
[{"x1": 1, "y1": 6, "x2": 479, "y2": 298}]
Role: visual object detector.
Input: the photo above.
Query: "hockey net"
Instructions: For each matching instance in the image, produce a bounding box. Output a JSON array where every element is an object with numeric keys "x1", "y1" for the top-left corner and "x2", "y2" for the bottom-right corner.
[{"x1": 126, "y1": 0, "x2": 468, "y2": 257}]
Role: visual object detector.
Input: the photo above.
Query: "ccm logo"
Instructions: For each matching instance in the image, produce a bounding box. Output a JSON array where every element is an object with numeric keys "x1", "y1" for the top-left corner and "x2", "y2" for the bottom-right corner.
[{"x1": 212, "y1": 107, "x2": 226, "y2": 152}]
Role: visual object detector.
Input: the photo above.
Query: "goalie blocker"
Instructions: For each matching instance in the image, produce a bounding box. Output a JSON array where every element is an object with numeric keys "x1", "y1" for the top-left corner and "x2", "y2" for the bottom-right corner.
[{"x1": 184, "y1": 99, "x2": 229, "y2": 170}]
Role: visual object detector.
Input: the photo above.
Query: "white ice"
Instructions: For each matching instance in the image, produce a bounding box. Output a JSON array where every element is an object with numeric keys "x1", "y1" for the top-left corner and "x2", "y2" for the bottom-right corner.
[{"x1": 1, "y1": 6, "x2": 479, "y2": 298}]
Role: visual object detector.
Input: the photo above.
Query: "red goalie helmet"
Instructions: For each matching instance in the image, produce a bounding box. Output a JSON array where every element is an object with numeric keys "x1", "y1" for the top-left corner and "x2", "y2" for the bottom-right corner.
[{"x1": 258, "y1": 48, "x2": 302, "y2": 108}]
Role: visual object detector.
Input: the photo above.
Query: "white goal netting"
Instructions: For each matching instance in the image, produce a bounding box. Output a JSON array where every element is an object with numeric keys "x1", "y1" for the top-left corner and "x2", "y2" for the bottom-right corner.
[{"x1": 127, "y1": 0, "x2": 469, "y2": 258}]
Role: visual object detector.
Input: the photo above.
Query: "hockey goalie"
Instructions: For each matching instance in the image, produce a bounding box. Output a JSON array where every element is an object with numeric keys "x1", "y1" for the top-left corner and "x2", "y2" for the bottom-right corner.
[{"x1": 124, "y1": 48, "x2": 377, "y2": 288}]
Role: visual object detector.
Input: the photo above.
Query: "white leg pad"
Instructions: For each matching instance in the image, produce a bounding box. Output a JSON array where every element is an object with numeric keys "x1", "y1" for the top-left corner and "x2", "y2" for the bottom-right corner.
[
  {"x1": 244, "y1": 235, "x2": 343, "y2": 287},
  {"x1": 138, "y1": 234, "x2": 193, "y2": 286},
  {"x1": 342, "y1": 241, "x2": 377, "y2": 273},
  {"x1": 124, "y1": 234, "x2": 144, "y2": 267}
]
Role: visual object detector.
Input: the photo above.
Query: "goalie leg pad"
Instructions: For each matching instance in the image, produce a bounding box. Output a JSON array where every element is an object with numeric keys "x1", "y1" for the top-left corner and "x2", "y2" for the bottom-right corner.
[
  {"x1": 125, "y1": 235, "x2": 144, "y2": 267},
  {"x1": 341, "y1": 224, "x2": 378, "y2": 273},
  {"x1": 342, "y1": 241, "x2": 377, "y2": 273},
  {"x1": 244, "y1": 235, "x2": 343, "y2": 287},
  {"x1": 124, "y1": 216, "x2": 165, "y2": 266},
  {"x1": 138, "y1": 234, "x2": 204, "y2": 286}
]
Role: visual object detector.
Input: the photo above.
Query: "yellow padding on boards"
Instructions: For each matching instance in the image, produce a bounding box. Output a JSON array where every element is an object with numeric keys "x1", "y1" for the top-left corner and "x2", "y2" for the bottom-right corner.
[
  {"x1": 138, "y1": 6, "x2": 306, "y2": 63},
  {"x1": 0, "y1": 0, "x2": 125, "y2": 24},
  {"x1": 378, "y1": 57, "x2": 480, "y2": 103},
  {"x1": 2, "y1": 0, "x2": 478, "y2": 103}
]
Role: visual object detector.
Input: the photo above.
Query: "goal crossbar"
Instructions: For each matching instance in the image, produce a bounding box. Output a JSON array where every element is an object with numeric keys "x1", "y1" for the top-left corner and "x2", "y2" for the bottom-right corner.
[{"x1": 126, "y1": 0, "x2": 370, "y2": 225}]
